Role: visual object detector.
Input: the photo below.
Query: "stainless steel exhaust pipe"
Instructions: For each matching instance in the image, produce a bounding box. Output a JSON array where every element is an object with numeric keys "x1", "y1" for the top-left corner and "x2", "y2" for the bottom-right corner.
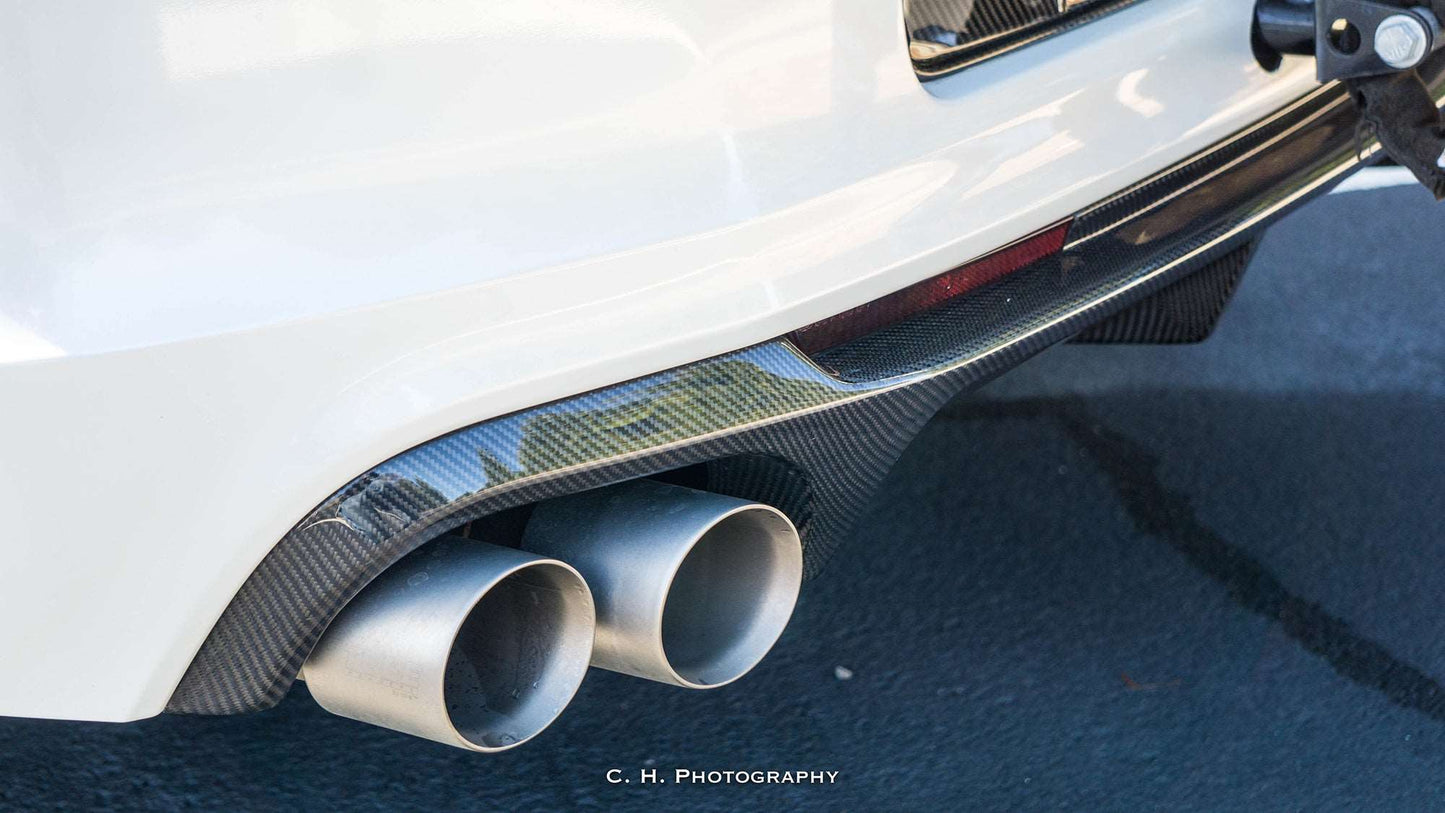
[
  {"x1": 301, "y1": 537, "x2": 595, "y2": 752},
  {"x1": 523, "y1": 480, "x2": 803, "y2": 689}
]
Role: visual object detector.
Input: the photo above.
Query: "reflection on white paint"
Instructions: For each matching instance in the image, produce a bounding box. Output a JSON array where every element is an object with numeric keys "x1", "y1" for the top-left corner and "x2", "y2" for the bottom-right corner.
[
  {"x1": 1116, "y1": 69, "x2": 1165, "y2": 118},
  {"x1": 959, "y1": 131, "x2": 1086, "y2": 202},
  {"x1": 708, "y1": 1, "x2": 835, "y2": 130},
  {"x1": 0, "y1": 317, "x2": 64, "y2": 364}
]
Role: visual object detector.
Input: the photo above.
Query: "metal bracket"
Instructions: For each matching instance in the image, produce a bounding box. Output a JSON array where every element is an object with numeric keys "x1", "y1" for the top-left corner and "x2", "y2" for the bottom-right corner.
[{"x1": 1257, "y1": 0, "x2": 1444, "y2": 81}]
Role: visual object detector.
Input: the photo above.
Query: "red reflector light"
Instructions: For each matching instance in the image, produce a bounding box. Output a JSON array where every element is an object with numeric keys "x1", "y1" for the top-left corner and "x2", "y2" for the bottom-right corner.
[{"x1": 786, "y1": 220, "x2": 1072, "y2": 356}]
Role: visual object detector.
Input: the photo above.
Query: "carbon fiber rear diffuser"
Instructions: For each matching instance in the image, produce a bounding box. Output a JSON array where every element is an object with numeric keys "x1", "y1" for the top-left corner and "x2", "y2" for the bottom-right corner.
[{"x1": 167, "y1": 59, "x2": 1445, "y2": 715}]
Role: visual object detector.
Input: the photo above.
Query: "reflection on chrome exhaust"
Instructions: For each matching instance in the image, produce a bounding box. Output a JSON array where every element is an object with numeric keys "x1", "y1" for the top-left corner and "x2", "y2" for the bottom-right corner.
[
  {"x1": 524, "y1": 479, "x2": 803, "y2": 689},
  {"x1": 301, "y1": 538, "x2": 595, "y2": 752}
]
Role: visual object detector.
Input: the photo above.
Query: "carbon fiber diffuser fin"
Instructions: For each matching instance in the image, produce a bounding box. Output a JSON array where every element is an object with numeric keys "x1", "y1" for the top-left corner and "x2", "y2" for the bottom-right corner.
[{"x1": 1072, "y1": 239, "x2": 1259, "y2": 344}]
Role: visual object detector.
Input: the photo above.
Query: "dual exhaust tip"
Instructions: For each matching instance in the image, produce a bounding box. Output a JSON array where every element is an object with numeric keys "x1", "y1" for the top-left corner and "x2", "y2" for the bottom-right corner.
[{"x1": 301, "y1": 480, "x2": 803, "y2": 751}]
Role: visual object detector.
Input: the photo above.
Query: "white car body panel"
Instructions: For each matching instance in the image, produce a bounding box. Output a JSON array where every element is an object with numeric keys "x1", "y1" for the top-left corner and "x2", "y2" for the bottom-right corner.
[{"x1": 0, "y1": 0, "x2": 1313, "y2": 721}]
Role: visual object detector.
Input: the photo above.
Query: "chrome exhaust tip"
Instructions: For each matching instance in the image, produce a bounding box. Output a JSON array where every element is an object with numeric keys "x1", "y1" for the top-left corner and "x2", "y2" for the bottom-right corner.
[
  {"x1": 523, "y1": 480, "x2": 803, "y2": 689},
  {"x1": 301, "y1": 538, "x2": 595, "y2": 752}
]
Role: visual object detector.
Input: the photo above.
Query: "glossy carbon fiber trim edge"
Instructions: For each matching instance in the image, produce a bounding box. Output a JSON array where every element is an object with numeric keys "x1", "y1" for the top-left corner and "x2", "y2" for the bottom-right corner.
[
  {"x1": 1072, "y1": 239, "x2": 1260, "y2": 344},
  {"x1": 167, "y1": 58, "x2": 1445, "y2": 716},
  {"x1": 907, "y1": 0, "x2": 1148, "y2": 80}
]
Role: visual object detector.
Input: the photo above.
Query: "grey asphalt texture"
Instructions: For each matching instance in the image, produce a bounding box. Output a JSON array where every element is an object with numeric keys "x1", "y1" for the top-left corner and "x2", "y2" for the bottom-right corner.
[{"x1": 2, "y1": 180, "x2": 1444, "y2": 811}]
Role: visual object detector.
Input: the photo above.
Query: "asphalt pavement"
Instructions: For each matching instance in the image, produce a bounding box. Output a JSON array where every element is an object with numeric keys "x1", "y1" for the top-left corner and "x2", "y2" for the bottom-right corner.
[{"x1": 2, "y1": 176, "x2": 1444, "y2": 811}]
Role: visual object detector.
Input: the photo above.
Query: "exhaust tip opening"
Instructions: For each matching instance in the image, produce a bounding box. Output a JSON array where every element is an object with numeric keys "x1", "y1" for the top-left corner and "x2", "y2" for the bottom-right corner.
[
  {"x1": 659, "y1": 507, "x2": 803, "y2": 689},
  {"x1": 444, "y1": 561, "x2": 594, "y2": 751}
]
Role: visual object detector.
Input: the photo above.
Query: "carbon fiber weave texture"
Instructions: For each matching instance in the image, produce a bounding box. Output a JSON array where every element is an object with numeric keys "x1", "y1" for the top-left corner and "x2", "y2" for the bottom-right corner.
[
  {"x1": 907, "y1": 0, "x2": 1145, "y2": 77},
  {"x1": 167, "y1": 352, "x2": 972, "y2": 715},
  {"x1": 1072, "y1": 239, "x2": 1260, "y2": 344},
  {"x1": 165, "y1": 231, "x2": 1247, "y2": 717}
]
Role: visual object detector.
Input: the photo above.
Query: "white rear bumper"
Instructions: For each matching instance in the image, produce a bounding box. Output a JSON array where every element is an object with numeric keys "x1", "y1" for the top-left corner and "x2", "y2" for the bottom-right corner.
[{"x1": 0, "y1": 0, "x2": 1314, "y2": 721}]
